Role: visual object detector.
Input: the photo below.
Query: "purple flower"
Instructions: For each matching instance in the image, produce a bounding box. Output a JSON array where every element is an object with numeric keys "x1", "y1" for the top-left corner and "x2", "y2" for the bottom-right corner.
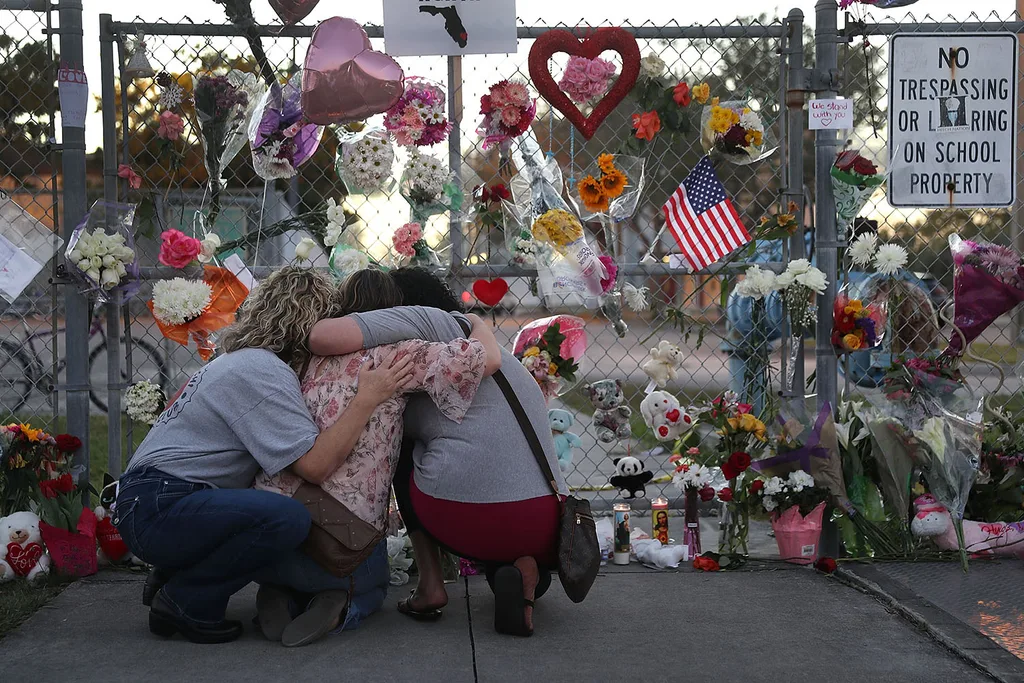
[{"x1": 858, "y1": 317, "x2": 876, "y2": 344}]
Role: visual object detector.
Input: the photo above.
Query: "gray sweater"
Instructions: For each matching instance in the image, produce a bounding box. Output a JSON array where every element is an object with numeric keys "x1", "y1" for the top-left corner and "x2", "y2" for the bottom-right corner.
[{"x1": 352, "y1": 306, "x2": 568, "y2": 504}]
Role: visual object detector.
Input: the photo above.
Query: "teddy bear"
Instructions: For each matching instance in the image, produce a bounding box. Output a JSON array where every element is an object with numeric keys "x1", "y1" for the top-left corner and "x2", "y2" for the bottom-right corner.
[
  {"x1": 0, "y1": 511, "x2": 50, "y2": 583},
  {"x1": 583, "y1": 379, "x2": 632, "y2": 443},
  {"x1": 548, "y1": 409, "x2": 582, "y2": 473},
  {"x1": 610, "y1": 456, "x2": 653, "y2": 499},
  {"x1": 641, "y1": 341, "x2": 685, "y2": 389},
  {"x1": 640, "y1": 390, "x2": 692, "y2": 442},
  {"x1": 94, "y1": 473, "x2": 144, "y2": 566},
  {"x1": 911, "y1": 494, "x2": 1024, "y2": 558}
]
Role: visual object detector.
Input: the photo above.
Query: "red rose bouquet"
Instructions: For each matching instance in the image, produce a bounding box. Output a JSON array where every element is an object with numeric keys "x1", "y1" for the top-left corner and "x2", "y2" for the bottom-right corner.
[{"x1": 831, "y1": 150, "x2": 884, "y2": 237}]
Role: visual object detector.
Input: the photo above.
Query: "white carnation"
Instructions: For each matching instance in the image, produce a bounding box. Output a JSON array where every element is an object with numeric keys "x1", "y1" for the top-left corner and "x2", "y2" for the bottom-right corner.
[
  {"x1": 331, "y1": 247, "x2": 370, "y2": 278},
  {"x1": 124, "y1": 380, "x2": 166, "y2": 425},
  {"x1": 735, "y1": 265, "x2": 777, "y2": 300},
  {"x1": 774, "y1": 270, "x2": 796, "y2": 290},
  {"x1": 787, "y1": 258, "x2": 811, "y2": 275},
  {"x1": 795, "y1": 266, "x2": 828, "y2": 294},
  {"x1": 324, "y1": 220, "x2": 345, "y2": 248},
  {"x1": 151, "y1": 278, "x2": 213, "y2": 326},
  {"x1": 849, "y1": 233, "x2": 878, "y2": 267},
  {"x1": 874, "y1": 243, "x2": 908, "y2": 277}
]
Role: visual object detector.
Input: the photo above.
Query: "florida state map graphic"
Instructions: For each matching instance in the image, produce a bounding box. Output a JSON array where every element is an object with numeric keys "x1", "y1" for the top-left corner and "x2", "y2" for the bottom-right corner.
[{"x1": 419, "y1": 5, "x2": 468, "y2": 48}]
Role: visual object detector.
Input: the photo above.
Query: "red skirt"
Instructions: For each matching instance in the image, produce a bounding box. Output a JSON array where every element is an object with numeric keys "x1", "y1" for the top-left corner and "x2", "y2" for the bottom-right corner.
[{"x1": 409, "y1": 475, "x2": 561, "y2": 567}]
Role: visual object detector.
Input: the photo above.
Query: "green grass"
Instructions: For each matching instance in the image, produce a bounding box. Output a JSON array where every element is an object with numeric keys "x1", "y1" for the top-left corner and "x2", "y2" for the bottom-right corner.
[
  {"x1": 967, "y1": 343, "x2": 1021, "y2": 366},
  {"x1": 0, "y1": 574, "x2": 72, "y2": 639}
]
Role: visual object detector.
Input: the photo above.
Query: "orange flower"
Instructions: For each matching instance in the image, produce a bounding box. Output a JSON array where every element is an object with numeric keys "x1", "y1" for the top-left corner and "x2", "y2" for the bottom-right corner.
[
  {"x1": 597, "y1": 153, "x2": 616, "y2": 174},
  {"x1": 600, "y1": 169, "x2": 628, "y2": 199},
  {"x1": 673, "y1": 82, "x2": 691, "y2": 107},
  {"x1": 842, "y1": 333, "x2": 863, "y2": 351},
  {"x1": 693, "y1": 82, "x2": 710, "y2": 105},
  {"x1": 577, "y1": 175, "x2": 607, "y2": 212},
  {"x1": 632, "y1": 111, "x2": 661, "y2": 142}
]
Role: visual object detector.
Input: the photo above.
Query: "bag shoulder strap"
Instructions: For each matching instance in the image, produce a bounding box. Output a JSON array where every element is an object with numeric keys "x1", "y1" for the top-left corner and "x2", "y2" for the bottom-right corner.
[{"x1": 452, "y1": 313, "x2": 560, "y2": 499}]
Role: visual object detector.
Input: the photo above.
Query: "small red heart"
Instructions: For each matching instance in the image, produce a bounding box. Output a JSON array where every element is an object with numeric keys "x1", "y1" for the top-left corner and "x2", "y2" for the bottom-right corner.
[
  {"x1": 528, "y1": 28, "x2": 641, "y2": 140},
  {"x1": 472, "y1": 278, "x2": 509, "y2": 307},
  {"x1": 658, "y1": 425, "x2": 669, "y2": 437},
  {"x1": 665, "y1": 409, "x2": 681, "y2": 423},
  {"x1": 6, "y1": 542, "x2": 43, "y2": 577}
]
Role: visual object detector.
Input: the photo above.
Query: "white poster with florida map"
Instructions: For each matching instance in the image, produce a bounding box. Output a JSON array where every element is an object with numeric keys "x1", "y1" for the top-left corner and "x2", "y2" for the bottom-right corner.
[{"x1": 384, "y1": 0, "x2": 517, "y2": 57}]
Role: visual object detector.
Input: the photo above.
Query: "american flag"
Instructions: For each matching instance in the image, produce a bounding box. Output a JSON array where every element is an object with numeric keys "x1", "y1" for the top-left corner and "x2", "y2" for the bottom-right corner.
[{"x1": 662, "y1": 156, "x2": 751, "y2": 272}]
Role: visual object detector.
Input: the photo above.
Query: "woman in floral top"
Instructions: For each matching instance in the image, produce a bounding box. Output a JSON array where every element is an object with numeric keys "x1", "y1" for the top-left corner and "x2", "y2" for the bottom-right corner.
[{"x1": 254, "y1": 269, "x2": 500, "y2": 644}]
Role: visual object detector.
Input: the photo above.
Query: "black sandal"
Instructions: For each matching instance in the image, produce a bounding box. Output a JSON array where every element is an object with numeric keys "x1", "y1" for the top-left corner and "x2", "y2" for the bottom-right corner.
[
  {"x1": 493, "y1": 566, "x2": 534, "y2": 637},
  {"x1": 397, "y1": 591, "x2": 444, "y2": 621}
]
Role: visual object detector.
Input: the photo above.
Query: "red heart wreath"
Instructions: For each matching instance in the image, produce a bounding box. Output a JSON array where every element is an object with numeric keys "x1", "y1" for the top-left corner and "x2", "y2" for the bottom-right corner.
[
  {"x1": 6, "y1": 542, "x2": 43, "y2": 577},
  {"x1": 528, "y1": 27, "x2": 641, "y2": 140},
  {"x1": 472, "y1": 278, "x2": 509, "y2": 307}
]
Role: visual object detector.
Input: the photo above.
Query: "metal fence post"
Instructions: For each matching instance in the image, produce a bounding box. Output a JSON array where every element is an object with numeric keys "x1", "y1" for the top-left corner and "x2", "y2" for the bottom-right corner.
[
  {"x1": 784, "y1": 8, "x2": 807, "y2": 409},
  {"x1": 99, "y1": 14, "x2": 123, "y2": 476},
  {"x1": 57, "y1": 0, "x2": 91, "y2": 491},
  {"x1": 814, "y1": 0, "x2": 840, "y2": 415}
]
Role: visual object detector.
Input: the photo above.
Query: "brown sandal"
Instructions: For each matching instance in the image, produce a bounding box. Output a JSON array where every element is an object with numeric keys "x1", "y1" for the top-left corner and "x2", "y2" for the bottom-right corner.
[{"x1": 397, "y1": 591, "x2": 444, "y2": 621}]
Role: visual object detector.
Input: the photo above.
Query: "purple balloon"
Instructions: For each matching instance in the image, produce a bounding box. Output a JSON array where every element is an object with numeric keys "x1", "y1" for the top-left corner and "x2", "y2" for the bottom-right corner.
[
  {"x1": 301, "y1": 17, "x2": 406, "y2": 126},
  {"x1": 269, "y1": 0, "x2": 320, "y2": 26}
]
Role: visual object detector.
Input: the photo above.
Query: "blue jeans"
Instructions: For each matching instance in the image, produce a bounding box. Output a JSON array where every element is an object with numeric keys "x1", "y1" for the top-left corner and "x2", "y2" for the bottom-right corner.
[
  {"x1": 255, "y1": 541, "x2": 390, "y2": 632},
  {"x1": 114, "y1": 467, "x2": 311, "y2": 623}
]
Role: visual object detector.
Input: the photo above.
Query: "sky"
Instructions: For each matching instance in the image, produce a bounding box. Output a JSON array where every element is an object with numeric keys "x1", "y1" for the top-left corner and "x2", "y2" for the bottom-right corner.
[{"x1": 59, "y1": 0, "x2": 1016, "y2": 152}]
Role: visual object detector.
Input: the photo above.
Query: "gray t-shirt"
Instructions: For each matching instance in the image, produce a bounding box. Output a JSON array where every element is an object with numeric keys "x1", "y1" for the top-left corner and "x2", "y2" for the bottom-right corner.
[
  {"x1": 351, "y1": 306, "x2": 567, "y2": 504},
  {"x1": 126, "y1": 348, "x2": 319, "y2": 489}
]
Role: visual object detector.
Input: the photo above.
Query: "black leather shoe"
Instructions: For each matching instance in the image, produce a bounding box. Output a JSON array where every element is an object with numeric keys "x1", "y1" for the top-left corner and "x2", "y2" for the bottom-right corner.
[
  {"x1": 149, "y1": 589, "x2": 243, "y2": 644},
  {"x1": 142, "y1": 568, "x2": 174, "y2": 607}
]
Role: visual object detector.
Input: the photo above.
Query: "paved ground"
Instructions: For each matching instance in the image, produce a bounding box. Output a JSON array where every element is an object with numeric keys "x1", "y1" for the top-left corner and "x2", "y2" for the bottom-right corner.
[{"x1": 0, "y1": 563, "x2": 998, "y2": 683}]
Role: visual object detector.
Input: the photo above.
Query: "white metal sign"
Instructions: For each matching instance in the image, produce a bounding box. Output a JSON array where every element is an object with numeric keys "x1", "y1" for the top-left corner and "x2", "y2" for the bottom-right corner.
[
  {"x1": 887, "y1": 32, "x2": 1018, "y2": 208},
  {"x1": 383, "y1": 0, "x2": 518, "y2": 57}
]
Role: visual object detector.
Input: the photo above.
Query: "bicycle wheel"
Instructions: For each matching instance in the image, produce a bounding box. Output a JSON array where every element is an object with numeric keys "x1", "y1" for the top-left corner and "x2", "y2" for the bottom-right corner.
[
  {"x1": 0, "y1": 340, "x2": 34, "y2": 418},
  {"x1": 89, "y1": 337, "x2": 170, "y2": 414}
]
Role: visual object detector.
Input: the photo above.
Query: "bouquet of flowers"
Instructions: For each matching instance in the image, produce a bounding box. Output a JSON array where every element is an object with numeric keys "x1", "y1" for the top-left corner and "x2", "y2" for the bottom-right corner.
[
  {"x1": 472, "y1": 182, "x2": 511, "y2": 234},
  {"x1": 509, "y1": 228, "x2": 546, "y2": 267},
  {"x1": 477, "y1": 79, "x2": 536, "y2": 150},
  {"x1": 124, "y1": 380, "x2": 166, "y2": 425},
  {"x1": 329, "y1": 243, "x2": 371, "y2": 280},
  {"x1": 248, "y1": 73, "x2": 323, "y2": 181},
  {"x1": 558, "y1": 55, "x2": 617, "y2": 105},
  {"x1": 774, "y1": 259, "x2": 828, "y2": 390},
  {"x1": 531, "y1": 209, "x2": 607, "y2": 296},
  {"x1": 384, "y1": 78, "x2": 452, "y2": 147},
  {"x1": 832, "y1": 150, "x2": 885, "y2": 238},
  {"x1": 511, "y1": 315, "x2": 587, "y2": 402},
  {"x1": 1, "y1": 423, "x2": 51, "y2": 515},
  {"x1": 399, "y1": 150, "x2": 463, "y2": 225},
  {"x1": 392, "y1": 222, "x2": 440, "y2": 270},
  {"x1": 968, "y1": 414, "x2": 1024, "y2": 522},
  {"x1": 148, "y1": 266, "x2": 248, "y2": 361},
  {"x1": 65, "y1": 200, "x2": 141, "y2": 302},
  {"x1": 832, "y1": 292, "x2": 886, "y2": 353},
  {"x1": 669, "y1": 453, "x2": 716, "y2": 557},
  {"x1": 943, "y1": 235, "x2": 1024, "y2": 358},
  {"x1": 574, "y1": 154, "x2": 645, "y2": 221},
  {"x1": 336, "y1": 130, "x2": 395, "y2": 195},
  {"x1": 749, "y1": 470, "x2": 830, "y2": 564},
  {"x1": 33, "y1": 438, "x2": 97, "y2": 577},
  {"x1": 700, "y1": 100, "x2": 773, "y2": 165}
]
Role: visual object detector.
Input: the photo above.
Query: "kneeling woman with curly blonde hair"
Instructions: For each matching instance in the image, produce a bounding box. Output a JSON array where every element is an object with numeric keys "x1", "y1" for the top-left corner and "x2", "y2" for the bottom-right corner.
[{"x1": 114, "y1": 267, "x2": 416, "y2": 645}]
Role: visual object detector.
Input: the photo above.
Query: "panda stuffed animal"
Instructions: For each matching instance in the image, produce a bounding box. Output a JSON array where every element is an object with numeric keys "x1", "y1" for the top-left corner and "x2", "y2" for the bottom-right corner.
[{"x1": 610, "y1": 456, "x2": 653, "y2": 499}]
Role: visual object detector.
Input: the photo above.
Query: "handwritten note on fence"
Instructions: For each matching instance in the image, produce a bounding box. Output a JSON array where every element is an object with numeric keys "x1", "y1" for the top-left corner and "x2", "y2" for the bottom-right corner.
[{"x1": 809, "y1": 99, "x2": 853, "y2": 130}]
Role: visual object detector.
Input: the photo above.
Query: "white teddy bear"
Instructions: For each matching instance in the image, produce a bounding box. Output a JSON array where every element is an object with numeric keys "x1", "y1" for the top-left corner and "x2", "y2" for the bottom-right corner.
[
  {"x1": 0, "y1": 511, "x2": 50, "y2": 583},
  {"x1": 640, "y1": 390, "x2": 692, "y2": 442},
  {"x1": 641, "y1": 341, "x2": 685, "y2": 388}
]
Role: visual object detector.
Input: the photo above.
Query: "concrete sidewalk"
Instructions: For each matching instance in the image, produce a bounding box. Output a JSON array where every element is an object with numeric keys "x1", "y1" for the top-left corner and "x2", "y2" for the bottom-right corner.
[{"x1": 1, "y1": 563, "x2": 997, "y2": 683}]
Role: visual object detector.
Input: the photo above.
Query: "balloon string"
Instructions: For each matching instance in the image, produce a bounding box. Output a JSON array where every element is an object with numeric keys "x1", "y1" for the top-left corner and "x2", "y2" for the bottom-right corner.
[{"x1": 254, "y1": 180, "x2": 268, "y2": 268}]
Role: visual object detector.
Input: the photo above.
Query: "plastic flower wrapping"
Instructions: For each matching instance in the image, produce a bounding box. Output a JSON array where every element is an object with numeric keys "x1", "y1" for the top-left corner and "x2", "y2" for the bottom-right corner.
[
  {"x1": 477, "y1": 79, "x2": 536, "y2": 150},
  {"x1": 336, "y1": 128, "x2": 395, "y2": 195},
  {"x1": 700, "y1": 100, "x2": 776, "y2": 165},
  {"x1": 558, "y1": 55, "x2": 617, "y2": 106},
  {"x1": 571, "y1": 154, "x2": 645, "y2": 222},
  {"x1": 383, "y1": 77, "x2": 452, "y2": 147},
  {"x1": 248, "y1": 73, "x2": 323, "y2": 180},
  {"x1": 509, "y1": 131, "x2": 606, "y2": 297},
  {"x1": 943, "y1": 235, "x2": 1024, "y2": 358},
  {"x1": 391, "y1": 221, "x2": 440, "y2": 270},
  {"x1": 194, "y1": 72, "x2": 264, "y2": 190},
  {"x1": 511, "y1": 315, "x2": 587, "y2": 402},
  {"x1": 832, "y1": 287, "x2": 887, "y2": 354},
  {"x1": 832, "y1": 151, "x2": 885, "y2": 237},
  {"x1": 64, "y1": 200, "x2": 141, "y2": 302},
  {"x1": 399, "y1": 150, "x2": 463, "y2": 225},
  {"x1": 147, "y1": 266, "x2": 249, "y2": 361}
]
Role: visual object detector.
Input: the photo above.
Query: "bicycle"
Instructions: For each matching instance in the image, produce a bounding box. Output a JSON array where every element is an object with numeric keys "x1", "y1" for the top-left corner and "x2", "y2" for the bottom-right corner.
[{"x1": 0, "y1": 310, "x2": 170, "y2": 415}]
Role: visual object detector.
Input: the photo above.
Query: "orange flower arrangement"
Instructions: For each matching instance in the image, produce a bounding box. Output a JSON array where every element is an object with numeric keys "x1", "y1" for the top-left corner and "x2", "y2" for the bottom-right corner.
[{"x1": 577, "y1": 155, "x2": 630, "y2": 213}]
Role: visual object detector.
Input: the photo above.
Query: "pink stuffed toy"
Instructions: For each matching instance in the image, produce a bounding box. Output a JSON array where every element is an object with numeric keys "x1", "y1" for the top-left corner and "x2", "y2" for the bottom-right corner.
[{"x1": 910, "y1": 494, "x2": 1024, "y2": 558}]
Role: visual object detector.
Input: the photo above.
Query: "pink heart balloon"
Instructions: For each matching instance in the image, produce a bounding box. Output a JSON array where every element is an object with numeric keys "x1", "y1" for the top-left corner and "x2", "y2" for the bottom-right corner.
[
  {"x1": 269, "y1": 0, "x2": 320, "y2": 26},
  {"x1": 301, "y1": 17, "x2": 405, "y2": 126}
]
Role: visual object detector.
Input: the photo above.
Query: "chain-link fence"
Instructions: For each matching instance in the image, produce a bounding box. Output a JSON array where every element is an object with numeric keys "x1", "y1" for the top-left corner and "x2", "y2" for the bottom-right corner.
[
  {"x1": 90, "y1": 13, "x2": 807, "y2": 509},
  {"x1": 838, "y1": 9, "x2": 1024, "y2": 418},
  {"x1": 0, "y1": 5, "x2": 61, "y2": 432}
]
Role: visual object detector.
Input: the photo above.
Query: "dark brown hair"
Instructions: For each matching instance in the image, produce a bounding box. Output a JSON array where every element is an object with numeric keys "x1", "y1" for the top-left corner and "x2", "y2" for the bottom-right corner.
[{"x1": 336, "y1": 268, "x2": 404, "y2": 314}]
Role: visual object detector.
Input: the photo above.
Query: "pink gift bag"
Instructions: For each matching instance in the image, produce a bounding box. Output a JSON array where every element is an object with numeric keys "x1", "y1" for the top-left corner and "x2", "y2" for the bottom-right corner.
[{"x1": 771, "y1": 502, "x2": 826, "y2": 565}]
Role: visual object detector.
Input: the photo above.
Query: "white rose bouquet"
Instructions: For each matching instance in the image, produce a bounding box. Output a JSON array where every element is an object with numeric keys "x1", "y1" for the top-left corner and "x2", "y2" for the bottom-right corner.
[{"x1": 67, "y1": 229, "x2": 135, "y2": 291}]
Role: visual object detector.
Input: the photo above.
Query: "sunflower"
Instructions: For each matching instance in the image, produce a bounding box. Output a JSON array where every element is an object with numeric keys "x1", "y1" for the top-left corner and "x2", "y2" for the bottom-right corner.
[
  {"x1": 600, "y1": 169, "x2": 628, "y2": 199},
  {"x1": 586, "y1": 192, "x2": 610, "y2": 213},
  {"x1": 578, "y1": 175, "x2": 608, "y2": 212},
  {"x1": 597, "y1": 153, "x2": 616, "y2": 175}
]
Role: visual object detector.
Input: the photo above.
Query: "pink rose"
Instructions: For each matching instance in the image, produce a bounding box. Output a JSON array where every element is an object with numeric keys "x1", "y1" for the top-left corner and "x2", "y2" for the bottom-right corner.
[
  {"x1": 585, "y1": 58, "x2": 610, "y2": 81},
  {"x1": 157, "y1": 111, "x2": 185, "y2": 141},
  {"x1": 158, "y1": 229, "x2": 202, "y2": 269}
]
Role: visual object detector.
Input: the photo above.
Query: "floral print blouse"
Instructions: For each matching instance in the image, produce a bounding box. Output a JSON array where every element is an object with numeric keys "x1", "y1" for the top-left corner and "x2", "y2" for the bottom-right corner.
[{"x1": 254, "y1": 338, "x2": 485, "y2": 531}]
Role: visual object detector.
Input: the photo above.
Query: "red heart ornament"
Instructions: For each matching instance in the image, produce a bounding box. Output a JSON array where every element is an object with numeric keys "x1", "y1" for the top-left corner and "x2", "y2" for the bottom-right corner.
[
  {"x1": 301, "y1": 17, "x2": 406, "y2": 126},
  {"x1": 665, "y1": 409, "x2": 681, "y2": 423},
  {"x1": 528, "y1": 28, "x2": 641, "y2": 140},
  {"x1": 6, "y1": 542, "x2": 43, "y2": 577},
  {"x1": 472, "y1": 278, "x2": 509, "y2": 307}
]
